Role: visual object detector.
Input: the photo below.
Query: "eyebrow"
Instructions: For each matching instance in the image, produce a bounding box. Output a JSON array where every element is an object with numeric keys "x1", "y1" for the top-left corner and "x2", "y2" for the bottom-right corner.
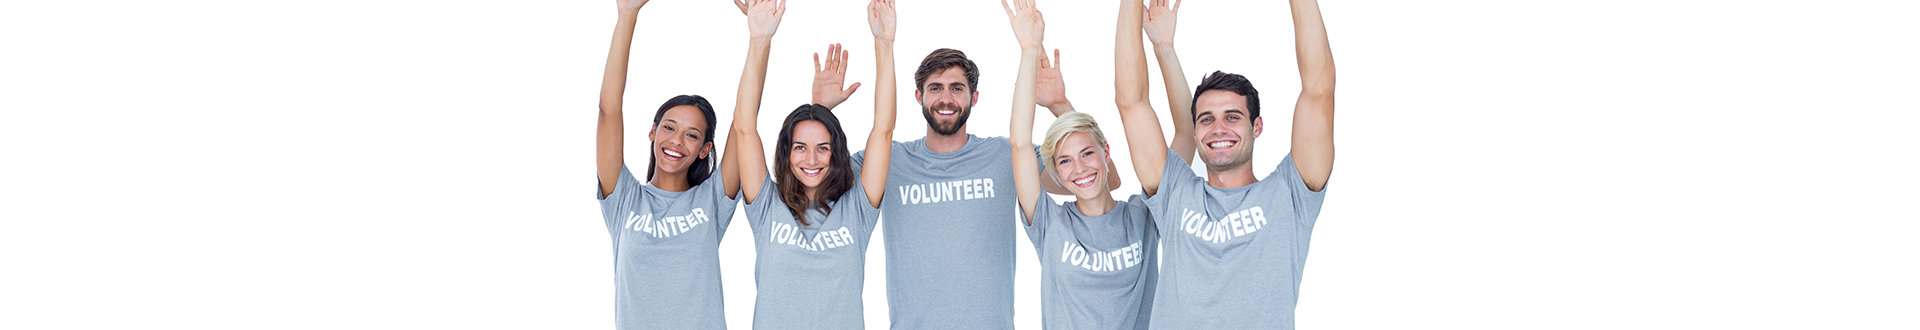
[{"x1": 1197, "y1": 109, "x2": 1247, "y2": 118}]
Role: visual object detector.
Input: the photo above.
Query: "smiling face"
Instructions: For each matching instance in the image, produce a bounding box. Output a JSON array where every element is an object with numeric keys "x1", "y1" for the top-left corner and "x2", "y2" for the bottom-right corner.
[
  {"x1": 786, "y1": 120, "x2": 833, "y2": 197},
  {"x1": 1192, "y1": 90, "x2": 1263, "y2": 172},
  {"x1": 649, "y1": 105, "x2": 713, "y2": 177},
  {"x1": 915, "y1": 67, "x2": 977, "y2": 136},
  {"x1": 1049, "y1": 131, "x2": 1111, "y2": 201}
]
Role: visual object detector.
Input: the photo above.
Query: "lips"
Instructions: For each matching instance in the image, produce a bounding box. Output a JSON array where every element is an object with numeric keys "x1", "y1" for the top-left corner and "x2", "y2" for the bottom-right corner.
[
  {"x1": 801, "y1": 167, "x2": 823, "y2": 177},
  {"x1": 1070, "y1": 173, "x2": 1097, "y2": 188},
  {"x1": 1205, "y1": 139, "x2": 1237, "y2": 150},
  {"x1": 662, "y1": 148, "x2": 686, "y2": 161}
]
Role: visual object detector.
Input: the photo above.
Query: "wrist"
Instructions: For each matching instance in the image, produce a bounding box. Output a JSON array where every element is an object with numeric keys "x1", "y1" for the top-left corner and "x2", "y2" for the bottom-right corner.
[{"x1": 1152, "y1": 42, "x2": 1176, "y2": 52}]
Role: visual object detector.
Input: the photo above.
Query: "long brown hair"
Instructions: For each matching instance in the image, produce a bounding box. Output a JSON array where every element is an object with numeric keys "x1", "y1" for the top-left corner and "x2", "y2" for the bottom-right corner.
[{"x1": 773, "y1": 104, "x2": 855, "y2": 225}]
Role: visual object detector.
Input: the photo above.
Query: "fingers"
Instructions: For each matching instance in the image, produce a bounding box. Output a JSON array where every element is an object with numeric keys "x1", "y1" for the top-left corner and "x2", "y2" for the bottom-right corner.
[
  {"x1": 839, "y1": 48, "x2": 851, "y2": 74},
  {"x1": 1173, "y1": 0, "x2": 1182, "y2": 12},
  {"x1": 1052, "y1": 49, "x2": 1062, "y2": 69},
  {"x1": 734, "y1": 0, "x2": 747, "y2": 14},
  {"x1": 814, "y1": 52, "x2": 824, "y2": 73},
  {"x1": 845, "y1": 82, "x2": 862, "y2": 95},
  {"x1": 1000, "y1": 0, "x2": 1013, "y2": 18},
  {"x1": 1038, "y1": 50, "x2": 1051, "y2": 69},
  {"x1": 829, "y1": 44, "x2": 841, "y2": 73}
]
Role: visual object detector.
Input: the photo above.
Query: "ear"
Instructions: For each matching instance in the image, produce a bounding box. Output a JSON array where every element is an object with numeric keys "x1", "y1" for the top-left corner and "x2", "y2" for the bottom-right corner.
[
  {"x1": 1251, "y1": 117, "x2": 1263, "y2": 138},
  {"x1": 913, "y1": 89, "x2": 925, "y2": 104},
  {"x1": 648, "y1": 123, "x2": 661, "y2": 142},
  {"x1": 969, "y1": 90, "x2": 981, "y2": 106},
  {"x1": 699, "y1": 141, "x2": 715, "y2": 159}
]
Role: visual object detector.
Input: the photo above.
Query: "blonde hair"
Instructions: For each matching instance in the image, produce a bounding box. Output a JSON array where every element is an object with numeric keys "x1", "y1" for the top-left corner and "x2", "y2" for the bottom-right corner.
[{"x1": 1038, "y1": 112, "x2": 1111, "y2": 176}]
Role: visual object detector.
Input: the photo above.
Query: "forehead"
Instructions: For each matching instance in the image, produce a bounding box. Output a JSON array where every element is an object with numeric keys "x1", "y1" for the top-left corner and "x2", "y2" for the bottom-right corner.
[
  {"x1": 1194, "y1": 90, "x2": 1249, "y2": 115},
  {"x1": 662, "y1": 105, "x2": 708, "y2": 129},
  {"x1": 790, "y1": 121, "x2": 832, "y2": 143},
  {"x1": 1052, "y1": 132, "x2": 1098, "y2": 157},
  {"x1": 922, "y1": 67, "x2": 970, "y2": 86}
]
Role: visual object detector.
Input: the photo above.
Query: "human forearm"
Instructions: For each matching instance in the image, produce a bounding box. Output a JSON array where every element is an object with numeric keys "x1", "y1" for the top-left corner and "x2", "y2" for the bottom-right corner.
[{"x1": 597, "y1": 11, "x2": 640, "y2": 197}]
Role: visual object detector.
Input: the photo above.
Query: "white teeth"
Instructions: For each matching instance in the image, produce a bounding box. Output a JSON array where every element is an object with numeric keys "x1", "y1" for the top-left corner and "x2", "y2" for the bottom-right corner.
[
  {"x1": 937, "y1": 110, "x2": 955, "y2": 115},
  {"x1": 664, "y1": 149, "x2": 685, "y2": 157},
  {"x1": 803, "y1": 168, "x2": 822, "y2": 174},
  {"x1": 1073, "y1": 176, "x2": 1095, "y2": 185},
  {"x1": 1208, "y1": 141, "x2": 1235, "y2": 148}
]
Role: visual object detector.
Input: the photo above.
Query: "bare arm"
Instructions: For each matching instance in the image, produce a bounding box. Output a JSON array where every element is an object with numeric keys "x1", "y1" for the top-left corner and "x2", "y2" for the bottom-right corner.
[
  {"x1": 1114, "y1": 0, "x2": 1169, "y2": 197},
  {"x1": 730, "y1": 0, "x2": 786, "y2": 205},
  {"x1": 1145, "y1": 0, "x2": 1196, "y2": 165},
  {"x1": 597, "y1": 0, "x2": 647, "y2": 198},
  {"x1": 1003, "y1": 0, "x2": 1046, "y2": 222},
  {"x1": 861, "y1": 0, "x2": 898, "y2": 208},
  {"x1": 1290, "y1": 0, "x2": 1334, "y2": 192}
]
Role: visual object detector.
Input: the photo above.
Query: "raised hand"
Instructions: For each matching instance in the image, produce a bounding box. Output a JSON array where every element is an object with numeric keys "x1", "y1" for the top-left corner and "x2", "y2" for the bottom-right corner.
[
  {"x1": 811, "y1": 43, "x2": 863, "y2": 109},
  {"x1": 1000, "y1": 0, "x2": 1045, "y2": 50},
  {"x1": 869, "y1": 0, "x2": 897, "y2": 41},
  {"x1": 734, "y1": 0, "x2": 787, "y2": 39},
  {"x1": 1035, "y1": 49, "x2": 1069, "y2": 110},
  {"x1": 1144, "y1": 0, "x2": 1181, "y2": 46},
  {"x1": 617, "y1": 0, "x2": 647, "y2": 13}
]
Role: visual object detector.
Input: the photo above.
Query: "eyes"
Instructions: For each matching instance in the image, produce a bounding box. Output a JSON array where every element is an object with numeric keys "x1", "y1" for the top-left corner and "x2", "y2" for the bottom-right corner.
[
  {"x1": 1197, "y1": 113, "x2": 1242, "y2": 125},
  {"x1": 927, "y1": 84, "x2": 968, "y2": 93},
  {"x1": 1056, "y1": 150, "x2": 1098, "y2": 165},
  {"x1": 661, "y1": 125, "x2": 702, "y2": 140},
  {"x1": 792, "y1": 144, "x2": 832, "y2": 153}
]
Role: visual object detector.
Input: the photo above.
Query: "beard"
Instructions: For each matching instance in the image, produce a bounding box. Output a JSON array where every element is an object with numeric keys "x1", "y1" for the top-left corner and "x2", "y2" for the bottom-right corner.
[{"x1": 921, "y1": 101, "x2": 972, "y2": 136}]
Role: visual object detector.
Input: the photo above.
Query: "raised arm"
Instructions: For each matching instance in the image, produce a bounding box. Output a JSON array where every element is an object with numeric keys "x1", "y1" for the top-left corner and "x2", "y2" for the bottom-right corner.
[
  {"x1": 1002, "y1": 0, "x2": 1046, "y2": 222},
  {"x1": 1290, "y1": 0, "x2": 1334, "y2": 192},
  {"x1": 861, "y1": 0, "x2": 898, "y2": 208},
  {"x1": 729, "y1": 0, "x2": 786, "y2": 205},
  {"x1": 1114, "y1": 0, "x2": 1169, "y2": 196},
  {"x1": 598, "y1": 0, "x2": 647, "y2": 198},
  {"x1": 1145, "y1": 0, "x2": 1196, "y2": 165}
]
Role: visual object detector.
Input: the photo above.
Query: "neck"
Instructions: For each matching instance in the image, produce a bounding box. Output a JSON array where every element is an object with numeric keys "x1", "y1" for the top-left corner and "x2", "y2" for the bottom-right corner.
[
  {"x1": 1205, "y1": 164, "x2": 1259, "y2": 189},
  {"x1": 923, "y1": 127, "x2": 970, "y2": 153},
  {"x1": 1074, "y1": 192, "x2": 1118, "y2": 217},
  {"x1": 803, "y1": 185, "x2": 823, "y2": 202},
  {"x1": 650, "y1": 170, "x2": 692, "y2": 192}
]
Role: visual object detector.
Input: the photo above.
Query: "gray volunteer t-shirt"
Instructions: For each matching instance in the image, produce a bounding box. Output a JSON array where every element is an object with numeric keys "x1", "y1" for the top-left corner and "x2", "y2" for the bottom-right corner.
[
  {"x1": 743, "y1": 174, "x2": 882, "y2": 330},
  {"x1": 597, "y1": 165, "x2": 739, "y2": 330},
  {"x1": 853, "y1": 135, "x2": 1033, "y2": 329},
  {"x1": 1144, "y1": 149, "x2": 1327, "y2": 329},
  {"x1": 1023, "y1": 193, "x2": 1158, "y2": 330}
]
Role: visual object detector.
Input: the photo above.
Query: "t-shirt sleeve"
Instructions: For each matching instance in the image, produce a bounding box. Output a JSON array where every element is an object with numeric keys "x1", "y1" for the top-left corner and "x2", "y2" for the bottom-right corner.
[
  {"x1": 680, "y1": 170, "x2": 739, "y2": 239},
  {"x1": 1144, "y1": 148, "x2": 1201, "y2": 224},
  {"x1": 1275, "y1": 153, "x2": 1327, "y2": 226},
  {"x1": 741, "y1": 174, "x2": 781, "y2": 232},
  {"x1": 1021, "y1": 191, "x2": 1060, "y2": 252},
  {"x1": 598, "y1": 165, "x2": 644, "y2": 238},
  {"x1": 845, "y1": 169, "x2": 885, "y2": 237}
]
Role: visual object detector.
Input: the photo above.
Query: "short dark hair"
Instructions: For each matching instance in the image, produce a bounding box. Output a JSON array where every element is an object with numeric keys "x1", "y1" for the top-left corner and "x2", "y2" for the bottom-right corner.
[
  {"x1": 648, "y1": 95, "x2": 718, "y2": 186},
  {"x1": 914, "y1": 48, "x2": 980, "y2": 92},
  {"x1": 1191, "y1": 71, "x2": 1260, "y2": 122},
  {"x1": 773, "y1": 104, "x2": 856, "y2": 225}
]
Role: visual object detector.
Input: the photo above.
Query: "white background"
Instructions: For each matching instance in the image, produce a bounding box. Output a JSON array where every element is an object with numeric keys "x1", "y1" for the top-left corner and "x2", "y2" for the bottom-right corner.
[{"x1": 4, "y1": 0, "x2": 1917, "y2": 329}]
